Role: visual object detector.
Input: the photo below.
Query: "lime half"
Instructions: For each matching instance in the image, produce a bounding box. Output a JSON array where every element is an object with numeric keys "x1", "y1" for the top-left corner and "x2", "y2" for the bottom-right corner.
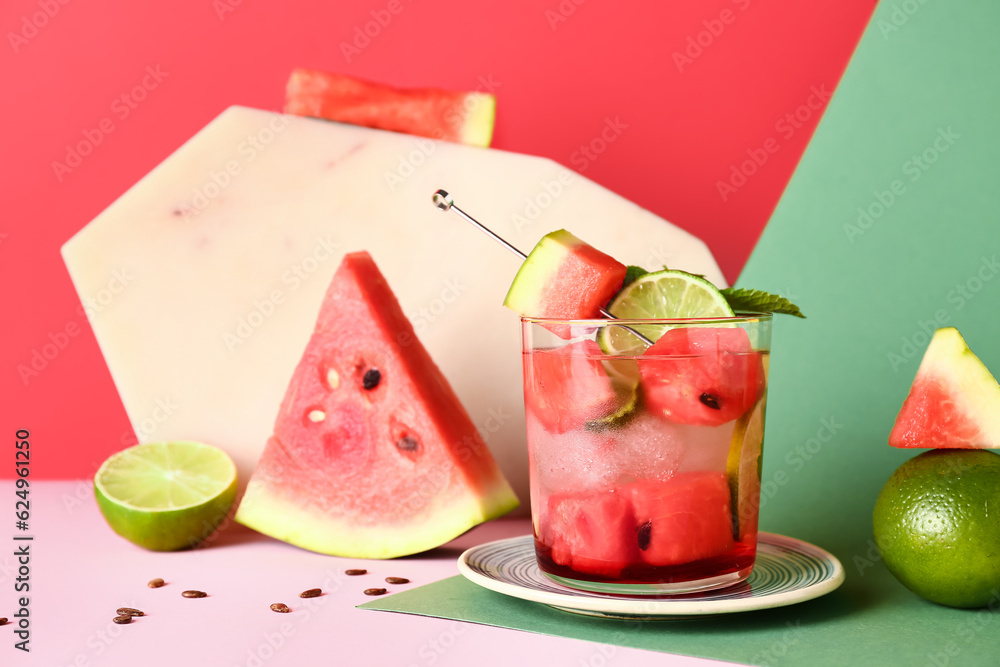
[
  {"x1": 598, "y1": 270, "x2": 734, "y2": 355},
  {"x1": 95, "y1": 441, "x2": 237, "y2": 551}
]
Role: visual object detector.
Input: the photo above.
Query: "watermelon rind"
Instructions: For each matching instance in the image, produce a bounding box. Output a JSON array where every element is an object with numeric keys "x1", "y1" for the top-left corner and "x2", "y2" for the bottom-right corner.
[
  {"x1": 888, "y1": 327, "x2": 1000, "y2": 448},
  {"x1": 236, "y1": 469, "x2": 518, "y2": 559},
  {"x1": 503, "y1": 229, "x2": 626, "y2": 323},
  {"x1": 459, "y1": 93, "x2": 496, "y2": 148},
  {"x1": 503, "y1": 229, "x2": 577, "y2": 316}
]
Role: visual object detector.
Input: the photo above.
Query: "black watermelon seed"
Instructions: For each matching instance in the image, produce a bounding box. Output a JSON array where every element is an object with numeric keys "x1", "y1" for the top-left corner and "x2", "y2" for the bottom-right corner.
[
  {"x1": 699, "y1": 393, "x2": 721, "y2": 410},
  {"x1": 345, "y1": 569, "x2": 367, "y2": 576},
  {"x1": 364, "y1": 588, "x2": 388, "y2": 596},
  {"x1": 396, "y1": 436, "x2": 419, "y2": 452},
  {"x1": 363, "y1": 369, "x2": 381, "y2": 390},
  {"x1": 0, "y1": 618, "x2": 8, "y2": 626},
  {"x1": 637, "y1": 520, "x2": 652, "y2": 551},
  {"x1": 385, "y1": 577, "x2": 410, "y2": 585}
]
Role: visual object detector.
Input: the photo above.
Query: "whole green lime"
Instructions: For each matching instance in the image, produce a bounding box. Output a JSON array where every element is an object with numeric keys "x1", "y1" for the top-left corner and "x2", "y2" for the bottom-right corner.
[{"x1": 873, "y1": 449, "x2": 1000, "y2": 608}]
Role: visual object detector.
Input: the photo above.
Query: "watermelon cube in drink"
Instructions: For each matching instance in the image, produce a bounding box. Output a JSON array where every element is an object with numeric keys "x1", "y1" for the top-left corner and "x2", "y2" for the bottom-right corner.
[{"x1": 522, "y1": 316, "x2": 771, "y2": 595}]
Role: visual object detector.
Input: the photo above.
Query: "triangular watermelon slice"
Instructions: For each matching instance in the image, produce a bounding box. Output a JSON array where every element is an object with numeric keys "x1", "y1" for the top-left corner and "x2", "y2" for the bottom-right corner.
[
  {"x1": 888, "y1": 327, "x2": 1000, "y2": 448},
  {"x1": 235, "y1": 252, "x2": 518, "y2": 557},
  {"x1": 284, "y1": 69, "x2": 496, "y2": 147}
]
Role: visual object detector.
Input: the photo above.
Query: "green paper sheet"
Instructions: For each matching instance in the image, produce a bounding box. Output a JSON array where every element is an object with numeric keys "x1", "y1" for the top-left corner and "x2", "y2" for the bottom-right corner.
[{"x1": 364, "y1": 0, "x2": 1000, "y2": 663}]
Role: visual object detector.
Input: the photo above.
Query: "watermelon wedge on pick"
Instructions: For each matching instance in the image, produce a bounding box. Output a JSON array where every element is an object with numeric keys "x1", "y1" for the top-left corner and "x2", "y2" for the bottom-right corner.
[
  {"x1": 504, "y1": 229, "x2": 627, "y2": 330},
  {"x1": 235, "y1": 252, "x2": 518, "y2": 558},
  {"x1": 888, "y1": 327, "x2": 1000, "y2": 449},
  {"x1": 284, "y1": 69, "x2": 496, "y2": 147}
]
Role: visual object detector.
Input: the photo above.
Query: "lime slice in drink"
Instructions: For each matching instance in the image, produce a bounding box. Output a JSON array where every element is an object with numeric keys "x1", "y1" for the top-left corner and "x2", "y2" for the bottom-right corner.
[
  {"x1": 94, "y1": 441, "x2": 238, "y2": 551},
  {"x1": 597, "y1": 270, "x2": 734, "y2": 355},
  {"x1": 726, "y1": 398, "x2": 766, "y2": 541}
]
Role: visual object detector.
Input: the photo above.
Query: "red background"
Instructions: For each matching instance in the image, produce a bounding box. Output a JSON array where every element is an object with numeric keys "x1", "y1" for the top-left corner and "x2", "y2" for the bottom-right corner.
[{"x1": 1, "y1": 0, "x2": 875, "y2": 478}]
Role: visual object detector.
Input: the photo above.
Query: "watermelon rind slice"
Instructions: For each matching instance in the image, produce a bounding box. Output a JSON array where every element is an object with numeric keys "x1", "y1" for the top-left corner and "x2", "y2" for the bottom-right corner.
[
  {"x1": 503, "y1": 229, "x2": 626, "y2": 321},
  {"x1": 888, "y1": 327, "x2": 1000, "y2": 449}
]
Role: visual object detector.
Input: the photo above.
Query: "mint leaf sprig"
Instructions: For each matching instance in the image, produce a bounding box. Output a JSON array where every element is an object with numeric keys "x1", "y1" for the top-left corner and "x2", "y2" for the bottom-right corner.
[{"x1": 720, "y1": 287, "x2": 805, "y2": 318}]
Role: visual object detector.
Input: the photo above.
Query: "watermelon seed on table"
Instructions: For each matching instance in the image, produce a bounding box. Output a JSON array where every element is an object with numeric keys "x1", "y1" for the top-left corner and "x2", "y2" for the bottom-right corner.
[
  {"x1": 147, "y1": 578, "x2": 165, "y2": 588},
  {"x1": 270, "y1": 603, "x2": 291, "y2": 613},
  {"x1": 345, "y1": 569, "x2": 367, "y2": 576},
  {"x1": 385, "y1": 577, "x2": 410, "y2": 585},
  {"x1": 299, "y1": 589, "x2": 322, "y2": 599},
  {"x1": 363, "y1": 588, "x2": 387, "y2": 596}
]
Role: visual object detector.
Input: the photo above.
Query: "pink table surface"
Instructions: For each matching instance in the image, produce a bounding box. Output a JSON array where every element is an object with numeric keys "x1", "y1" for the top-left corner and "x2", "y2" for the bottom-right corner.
[{"x1": 5, "y1": 481, "x2": 736, "y2": 666}]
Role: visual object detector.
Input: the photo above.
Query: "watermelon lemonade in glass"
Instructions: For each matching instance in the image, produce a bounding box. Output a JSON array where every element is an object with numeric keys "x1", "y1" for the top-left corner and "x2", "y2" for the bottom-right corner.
[{"x1": 522, "y1": 314, "x2": 771, "y2": 595}]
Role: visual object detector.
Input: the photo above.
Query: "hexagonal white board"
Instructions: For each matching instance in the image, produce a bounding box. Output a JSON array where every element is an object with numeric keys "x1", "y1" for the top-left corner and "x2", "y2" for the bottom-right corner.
[{"x1": 62, "y1": 106, "x2": 725, "y2": 504}]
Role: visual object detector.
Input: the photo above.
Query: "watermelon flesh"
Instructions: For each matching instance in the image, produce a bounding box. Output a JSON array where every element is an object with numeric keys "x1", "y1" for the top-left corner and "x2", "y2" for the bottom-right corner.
[
  {"x1": 235, "y1": 252, "x2": 518, "y2": 558},
  {"x1": 628, "y1": 473, "x2": 734, "y2": 567},
  {"x1": 641, "y1": 328, "x2": 764, "y2": 426},
  {"x1": 503, "y1": 229, "x2": 627, "y2": 335},
  {"x1": 541, "y1": 489, "x2": 637, "y2": 578},
  {"x1": 538, "y1": 472, "x2": 736, "y2": 578},
  {"x1": 523, "y1": 340, "x2": 627, "y2": 434},
  {"x1": 889, "y1": 327, "x2": 1000, "y2": 448},
  {"x1": 284, "y1": 69, "x2": 496, "y2": 147}
]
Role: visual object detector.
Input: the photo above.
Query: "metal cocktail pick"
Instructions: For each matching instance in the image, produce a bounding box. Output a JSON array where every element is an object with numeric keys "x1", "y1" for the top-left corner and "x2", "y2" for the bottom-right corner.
[{"x1": 431, "y1": 189, "x2": 654, "y2": 346}]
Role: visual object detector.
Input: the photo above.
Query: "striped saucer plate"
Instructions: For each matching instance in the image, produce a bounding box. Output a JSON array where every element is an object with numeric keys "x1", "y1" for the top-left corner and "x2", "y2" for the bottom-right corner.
[{"x1": 457, "y1": 533, "x2": 844, "y2": 619}]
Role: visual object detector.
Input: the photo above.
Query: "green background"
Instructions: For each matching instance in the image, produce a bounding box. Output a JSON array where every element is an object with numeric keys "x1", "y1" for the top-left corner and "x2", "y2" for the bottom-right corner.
[{"x1": 364, "y1": 0, "x2": 1000, "y2": 663}]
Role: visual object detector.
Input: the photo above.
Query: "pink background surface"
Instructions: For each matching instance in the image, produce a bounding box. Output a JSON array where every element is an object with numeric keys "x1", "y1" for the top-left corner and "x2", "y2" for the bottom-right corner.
[{"x1": 1, "y1": 0, "x2": 874, "y2": 477}]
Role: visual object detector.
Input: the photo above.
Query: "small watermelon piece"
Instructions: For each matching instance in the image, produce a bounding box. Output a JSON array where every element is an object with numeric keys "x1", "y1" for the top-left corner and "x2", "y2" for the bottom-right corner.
[
  {"x1": 523, "y1": 340, "x2": 625, "y2": 434},
  {"x1": 541, "y1": 489, "x2": 637, "y2": 577},
  {"x1": 889, "y1": 327, "x2": 1000, "y2": 448},
  {"x1": 504, "y1": 230, "x2": 627, "y2": 330},
  {"x1": 628, "y1": 473, "x2": 734, "y2": 567},
  {"x1": 235, "y1": 252, "x2": 518, "y2": 558},
  {"x1": 640, "y1": 328, "x2": 764, "y2": 426},
  {"x1": 284, "y1": 69, "x2": 496, "y2": 147}
]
